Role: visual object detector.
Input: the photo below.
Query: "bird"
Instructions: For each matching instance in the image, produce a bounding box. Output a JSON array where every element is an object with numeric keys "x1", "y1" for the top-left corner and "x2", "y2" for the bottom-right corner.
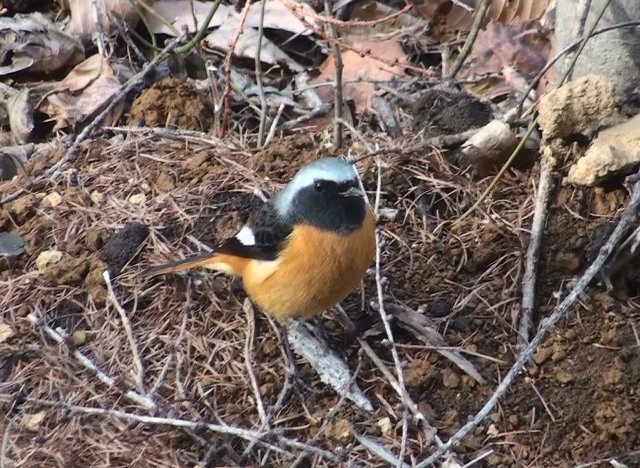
[{"x1": 144, "y1": 157, "x2": 376, "y2": 322}]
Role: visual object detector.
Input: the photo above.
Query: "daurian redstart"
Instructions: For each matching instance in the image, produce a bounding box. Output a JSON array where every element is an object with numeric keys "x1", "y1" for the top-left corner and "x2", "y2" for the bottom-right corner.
[{"x1": 144, "y1": 158, "x2": 376, "y2": 322}]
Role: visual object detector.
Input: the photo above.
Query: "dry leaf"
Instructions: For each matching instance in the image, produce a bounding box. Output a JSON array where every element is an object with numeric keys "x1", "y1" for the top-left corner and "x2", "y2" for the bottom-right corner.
[
  {"x1": 144, "y1": 0, "x2": 233, "y2": 36},
  {"x1": 311, "y1": 39, "x2": 406, "y2": 112},
  {"x1": 0, "y1": 322, "x2": 15, "y2": 343},
  {"x1": 6, "y1": 88, "x2": 34, "y2": 144},
  {"x1": 40, "y1": 54, "x2": 122, "y2": 130},
  {"x1": 246, "y1": 0, "x2": 314, "y2": 36},
  {"x1": 415, "y1": 0, "x2": 552, "y2": 30},
  {"x1": 203, "y1": 15, "x2": 304, "y2": 72},
  {"x1": 67, "y1": 0, "x2": 146, "y2": 35},
  {"x1": 0, "y1": 13, "x2": 84, "y2": 76}
]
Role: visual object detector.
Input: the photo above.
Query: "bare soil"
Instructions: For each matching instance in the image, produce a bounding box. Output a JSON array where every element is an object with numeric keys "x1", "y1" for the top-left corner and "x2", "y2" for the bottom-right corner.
[{"x1": 1, "y1": 84, "x2": 639, "y2": 467}]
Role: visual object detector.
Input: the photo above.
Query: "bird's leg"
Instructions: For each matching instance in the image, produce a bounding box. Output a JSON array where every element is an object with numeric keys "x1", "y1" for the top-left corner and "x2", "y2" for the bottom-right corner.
[{"x1": 279, "y1": 322, "x2": 314, "y2": 393}]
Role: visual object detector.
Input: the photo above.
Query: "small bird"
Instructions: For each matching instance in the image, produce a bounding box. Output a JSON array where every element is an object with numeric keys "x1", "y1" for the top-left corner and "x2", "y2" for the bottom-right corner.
[{"x1": 144, "y1": 158, "x2": 376, "y2": 322}]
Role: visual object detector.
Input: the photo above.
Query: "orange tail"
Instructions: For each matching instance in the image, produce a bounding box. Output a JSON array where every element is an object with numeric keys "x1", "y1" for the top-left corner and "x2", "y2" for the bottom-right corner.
[{"x1": 143, "y1": 252, "x2": 249, "y2": 277}]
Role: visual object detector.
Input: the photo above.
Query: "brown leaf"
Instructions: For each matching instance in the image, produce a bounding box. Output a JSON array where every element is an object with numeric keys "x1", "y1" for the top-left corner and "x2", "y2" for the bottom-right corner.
[
  {"x1": 0, "y1": 13, "x2": 84, "y2": 76},
  {"x1": 415, "y1": 0, "x2": 552, "y2": 30},
  {"x1": 67, "y1": 0, "x2": 148, "y2": 35},
  {"x1": 311, "y1": 39, "x2": 407, "y2": 113},
  {"x1": 40, "y1": 54, "x2": 122, "y2": 130}
]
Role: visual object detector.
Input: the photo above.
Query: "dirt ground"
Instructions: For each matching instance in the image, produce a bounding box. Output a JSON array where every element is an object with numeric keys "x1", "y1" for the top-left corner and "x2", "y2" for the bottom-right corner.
[{"x1": 1, "y1": 83, "x2": 640, "y2": 467}]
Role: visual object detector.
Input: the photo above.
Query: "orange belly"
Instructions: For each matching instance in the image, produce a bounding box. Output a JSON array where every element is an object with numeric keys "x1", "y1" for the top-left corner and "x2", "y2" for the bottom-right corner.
[{"x1": 242, "y1": 207, "x2": 375, "y2": 322}]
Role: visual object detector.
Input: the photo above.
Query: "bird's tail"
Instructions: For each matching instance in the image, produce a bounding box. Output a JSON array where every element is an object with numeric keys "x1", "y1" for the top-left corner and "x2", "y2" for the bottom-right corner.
[{"x1": 143, "y1": 252, "x2": 248, "y2": 277}]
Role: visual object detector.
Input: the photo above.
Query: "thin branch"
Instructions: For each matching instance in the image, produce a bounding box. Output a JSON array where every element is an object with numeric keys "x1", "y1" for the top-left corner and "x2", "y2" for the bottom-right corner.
[
  {"x1": 416, "y1": 170, "x2": 640, "y2": 467},
  {"x1": 103, "y1": 270, "x2": 145, "y2": 391},
  {"x1": 518, "y1": 149, "x2": 557, "y2": 345},
  {"x1": 243, "y1": 299, "x2": 267, "y2": 425},
  {"x1": 220, "y1": 0, "x2": 253, "y2": 137},
  {"x1": 26, "y1": 313, "x2": 156, "y2": 410},
  {"x1": 323, "y1": 0, "x2": 343, "y2": 147},
  {"x1": 447, "y1": 0, "x2": 491, "y2": 80},
  {"x1": 255, "y1": 0, "x2": 268, "y2": 147}
]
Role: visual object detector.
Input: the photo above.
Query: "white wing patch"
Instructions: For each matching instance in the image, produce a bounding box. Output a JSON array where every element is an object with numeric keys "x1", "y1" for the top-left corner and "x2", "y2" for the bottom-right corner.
[{"x1": 235, "y1": 225, "x2": 256, "y2": 246}]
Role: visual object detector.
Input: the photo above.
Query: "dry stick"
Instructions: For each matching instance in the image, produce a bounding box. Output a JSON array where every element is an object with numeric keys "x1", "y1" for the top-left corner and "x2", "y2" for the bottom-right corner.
[
  {"x1": 220, "y1": 0, "x2": 253, "y2": 138},
  {"x1": 19, "y1": 398, "x2": 340, "y2": 462},
  {"x1": 255, "y1": 0, "x2": 268, "y2": 147},
  {"x1": 447, "y1": 0, "x2": 491, "y2": 80},
  {"x1": 323, "y1": 0, "x2": 343, "y2": 147},
  {"x1": 564, "y1": 0, "x2": 592, "y2": 83},
  {"x1": 26, "y1": 313, "x2": 156, "y2": 410},
  {"x1": 519, "y1": 0, "x2": 610, "y2": 346},
  {"x1": 243, "y1": 299, "x2": 268, "y2": 425},
  {"x1": 372, "y1": 159, "x2": 409, "y2": 465},
  {"x1": 103, "y1": 271, "x2": 145, "y2": 392},
  {"x1": 518, "y1": 152, "x2": 556, "y2": 346},
  {"x1": 416, "y1": 172, "x2": 640, "y2": 467}
]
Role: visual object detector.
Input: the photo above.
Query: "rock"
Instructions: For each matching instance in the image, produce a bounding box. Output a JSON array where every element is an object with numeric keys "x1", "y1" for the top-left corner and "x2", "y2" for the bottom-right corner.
[
  {"x1": 567, "y1": 114, "x2": 640, "y2": 186},
  {"x1": 9, "y1": 194, "x2": 38, "y2": 224},
  {"x1": 42, "y1": 191, "x2": 62, "y2": 207},
  {"x1": 35, "y1": 250, "x2": 63, "y2": 272},
  {"x1": 462, "y1": 120, "x2": 519, "y2": 176},
  {"x1": 22, "y1": 411, "x2": 46, "y2": 432},
  {"x1": 0, "y1": 322, "x2": 15, "y2": 343},
  {"x1": 538, "y1": 75, "x2": 617, "y2": 139},
  {"x1": 128, "y1": 193, "x2": 146, "y2": 205}
]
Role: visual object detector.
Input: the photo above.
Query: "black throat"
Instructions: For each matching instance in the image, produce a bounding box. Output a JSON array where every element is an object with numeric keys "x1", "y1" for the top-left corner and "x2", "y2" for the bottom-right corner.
[{"x1": 287, "y1": 184, "x2": 367, "y2": 234}]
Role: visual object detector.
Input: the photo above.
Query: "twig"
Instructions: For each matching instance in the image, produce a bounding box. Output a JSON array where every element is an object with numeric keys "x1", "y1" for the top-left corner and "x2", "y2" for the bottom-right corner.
[
  {"x1": 264, "y1": 103, "x2": 285, "y2": 146},
  {"x1": 243, "y1": 299, "x2": 267, "y2": 425},
  {"x1": 16, "y1": 398, "x2": 340, "y2": 462},
  {"x1": 26, "y1": 313, "x2": 156, "y2": 410},
  {"x1": 220, "y1": 0, "x2": 253, "y2": 137},
  {"x1": 103, "y1": 270, "x2": 145, "y2": 391},
  {"x1": 175, "y1": 0, "x2": 223, "y2": 54},
  {"x1": 372, "y1": 158, "x2": 408, "y2": 464},
  {"x1": 564, "y1": 0, "x2": 592, "y2": 82},
  {"x1": 323, "y1": 0, "x2": 343, "y2": 147},
  {"x1": 255, "y1": 0, "x2": 268, "y2": 147},
  {"x1": 416, "y1": 170, "x2": 640, "y2": 467},
  {"x1": 519, "y1": 149, "x2": 557, "y2": 345},
  {"x1": 447, "y1": 0, "x2": 491, "y2": 80}
]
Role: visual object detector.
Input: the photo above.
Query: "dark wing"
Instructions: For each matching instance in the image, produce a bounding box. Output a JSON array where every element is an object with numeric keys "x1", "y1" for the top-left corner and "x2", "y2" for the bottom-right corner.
[{"x1": 215, "y1": 201, "x2": 292, "y2": 261}]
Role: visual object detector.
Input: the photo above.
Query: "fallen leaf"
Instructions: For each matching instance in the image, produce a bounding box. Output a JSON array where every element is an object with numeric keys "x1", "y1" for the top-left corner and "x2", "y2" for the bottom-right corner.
[
  {"x1": 311, "y1": 39, "x2": 407, "y2": 112},
  {"x1": 144, "y1": 0, "x2": 233, "y2": 36},
  {"x1": 203, "y1": 14, "x2": 304, "y2": 71},
  {"x1": 67, "y1": 0, "x2": 145, "y2": 35},
  {"x1": 40, "y1": 54, "x2": 123, "y2": 130},
  {"x1": 0, "y1": 13, "x2": 84, "y2": 76},
  {"x1": 0, "y1": 232, "x2": 25, "y2": 257},
  {"x1": 246, "y1": 0, "x2": 314, "y2": 36},
  {"x1": 6, "y1": 88, "x2": 34, "y2": 144},
  {"x1": 0, "y1": 323, "x2": 15, "y2": 343}
]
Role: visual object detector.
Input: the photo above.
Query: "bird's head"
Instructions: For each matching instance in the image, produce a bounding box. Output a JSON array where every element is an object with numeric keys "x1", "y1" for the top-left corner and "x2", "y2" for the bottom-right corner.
[{"x1": 274, "y1": 158, "x2": 368, "y2": 234}]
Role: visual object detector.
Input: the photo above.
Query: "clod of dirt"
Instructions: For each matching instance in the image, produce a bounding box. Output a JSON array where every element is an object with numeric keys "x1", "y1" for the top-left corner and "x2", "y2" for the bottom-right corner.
[
  {"x1": 0, "y1": 210, "x2": 9, "y2": 230},
  {"x1": 42, "y1": 191, "x2": 62, "y2": 207},
  {"x1": 9, "y1": 194, "x2": 38, "y2": 224},
  {"x1": 404, "y1": 357, "x2": 432, "y2": 388},
  {"x1": 101, "y1": 222, "x2": 149, "y2": 274},
  {"x1": 85, "y1": 260, "x2": 108, "y2": 305},
  {"x1": 85, "y1": 228, "x2": 104, "y2": 250},
  {"x1": 441, "y1": 368, "x2": 460, "y2": 388},
  {"x1": 567, "y1": 114, "x2": 640, "y2": 186},
  {"x1": 537, "y1": 74, "x2": 617, "y2": 139},
  {"x1": 555, "y1": 252, "x2": 581, "y2": 273},
  {"x1": 127, "y1": 78, "x2": 214, "y2": 131},
  {"x1": 410, "y1": 88, "x2": 493, "y2": 138},
  {"x1": 41, "y1": 255, "x2": 90, "y2": 286}
]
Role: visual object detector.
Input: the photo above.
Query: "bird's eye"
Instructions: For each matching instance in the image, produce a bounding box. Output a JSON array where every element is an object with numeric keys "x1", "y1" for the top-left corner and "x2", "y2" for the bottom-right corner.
[{"x1": 314, "y1": 181, "x2": 325, "y2": 192}]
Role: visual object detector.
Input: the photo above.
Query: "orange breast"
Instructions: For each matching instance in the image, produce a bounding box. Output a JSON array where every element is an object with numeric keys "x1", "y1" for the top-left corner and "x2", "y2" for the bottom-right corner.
[{"x1": 242, "y1": 207, "x2": 376, "y2": 322}]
